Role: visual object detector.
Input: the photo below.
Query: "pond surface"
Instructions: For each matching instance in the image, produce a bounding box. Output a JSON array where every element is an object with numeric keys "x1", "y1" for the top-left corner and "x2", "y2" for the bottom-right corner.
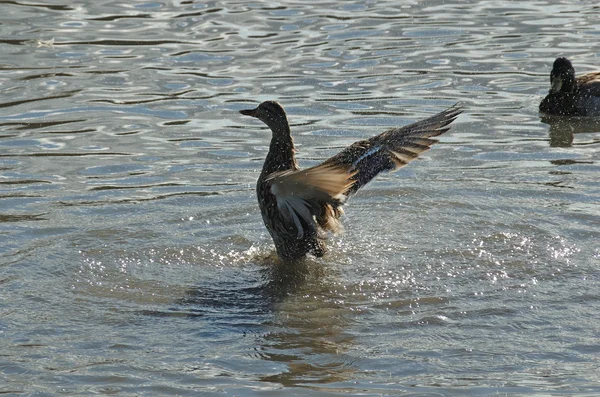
[{"x1": 1, "y1": 1, "x2": 599, "y2": 396}]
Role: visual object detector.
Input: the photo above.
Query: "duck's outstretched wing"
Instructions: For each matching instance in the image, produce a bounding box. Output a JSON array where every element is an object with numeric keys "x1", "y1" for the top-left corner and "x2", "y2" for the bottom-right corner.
[
  {"x1": 322, "y1": 104, "x2": 462, "y2": 195},
  {"x1": 265, "y1": 163, "x2": 356, "y2": 238}
]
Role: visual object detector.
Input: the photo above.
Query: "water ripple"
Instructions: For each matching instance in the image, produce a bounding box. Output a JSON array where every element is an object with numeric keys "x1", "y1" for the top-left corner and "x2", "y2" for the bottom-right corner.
[{"x1": 1, "y1": 0, "x2": 600, "y2": 395}]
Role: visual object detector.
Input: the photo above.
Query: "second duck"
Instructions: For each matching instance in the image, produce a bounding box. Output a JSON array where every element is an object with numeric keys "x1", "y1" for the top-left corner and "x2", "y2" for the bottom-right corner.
[{"x1": 540, "y1": 57, "x2": 600, "y2": 116}]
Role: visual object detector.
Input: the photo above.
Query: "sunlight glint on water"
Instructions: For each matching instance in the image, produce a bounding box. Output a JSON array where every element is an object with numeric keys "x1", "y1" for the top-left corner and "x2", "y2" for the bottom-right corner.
[{"x1": 1, "y1": 1, "x2": 599, "y2": 396}]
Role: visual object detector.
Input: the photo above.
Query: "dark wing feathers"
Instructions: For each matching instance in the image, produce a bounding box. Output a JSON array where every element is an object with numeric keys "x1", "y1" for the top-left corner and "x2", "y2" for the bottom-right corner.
[{"x1": 323, "y1": 104, "x2": 462, "y2": 194}]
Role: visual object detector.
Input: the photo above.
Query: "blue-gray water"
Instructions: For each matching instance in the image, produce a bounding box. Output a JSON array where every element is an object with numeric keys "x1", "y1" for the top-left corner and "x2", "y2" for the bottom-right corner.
[{"x1": 1, "y1": 1, "x2": 599, "y2": 396}]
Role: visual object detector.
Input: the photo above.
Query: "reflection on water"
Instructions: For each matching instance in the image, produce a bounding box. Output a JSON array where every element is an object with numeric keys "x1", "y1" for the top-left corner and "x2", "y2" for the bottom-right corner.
[
  {"x1": 541, "y1": 115, "x2": 600, "y2": 147},
  {"x1": 258, "y1": 261, "x2": 356, "y2": 387},
  {"x1": 179, "y1": 256, "x2": 357, "y2": 386},
  {"x1": 1, "y1": 0, "x2": 600, "y2": 395}
]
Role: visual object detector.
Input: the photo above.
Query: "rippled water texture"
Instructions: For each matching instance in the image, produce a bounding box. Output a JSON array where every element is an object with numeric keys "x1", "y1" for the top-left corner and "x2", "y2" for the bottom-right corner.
[{"x1": 1, "y1": 1, "x2": 599, "y2": 396}]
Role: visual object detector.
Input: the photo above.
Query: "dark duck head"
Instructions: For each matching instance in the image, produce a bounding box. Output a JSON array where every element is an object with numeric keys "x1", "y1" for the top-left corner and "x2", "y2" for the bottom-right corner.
[
  {"x1": 549, "y1": 57, "x2": 576, "y2": 94},
  {"x1": 240, "y1": 100, "x2": 462, "y2": 262},
  {"x1": 239, "y1": 101, "x2": 291, "y2": 137}
]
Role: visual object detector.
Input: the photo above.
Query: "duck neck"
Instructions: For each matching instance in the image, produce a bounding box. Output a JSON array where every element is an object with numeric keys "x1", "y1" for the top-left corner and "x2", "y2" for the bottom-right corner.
[
  {"x1": 563, "y1": 77, "x2": 576, "y2": 93},
  {"x1": 261, "y1": 122, "x2": 297, "y2": 179},
  {"x1": 561, "y1": 74, "x2": 576, "y2": 93}
]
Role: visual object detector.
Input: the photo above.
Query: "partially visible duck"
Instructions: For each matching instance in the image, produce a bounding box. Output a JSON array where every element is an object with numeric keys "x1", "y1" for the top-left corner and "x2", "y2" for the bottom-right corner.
[
  {"x1": 540, "y1": 57, "x2": 600, "y2": 116},
  {"x1": 240, "y1": 101, "x2": 462, "y2": 262}
]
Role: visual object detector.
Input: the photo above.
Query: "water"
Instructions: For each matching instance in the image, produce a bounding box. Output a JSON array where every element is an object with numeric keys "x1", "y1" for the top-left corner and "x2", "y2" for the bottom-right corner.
[{"x1": 1, "y1": 1, "x2": 599, "y2": 395}]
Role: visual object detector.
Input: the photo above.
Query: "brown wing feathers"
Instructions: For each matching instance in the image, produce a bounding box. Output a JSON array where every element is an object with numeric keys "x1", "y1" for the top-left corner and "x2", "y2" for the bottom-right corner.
[
  {"x1": 325, "y1": 104, "x2": 462, "y2": 194},
  {"x1": 266, "y1": 164, "x2": 356, "y2": 238}
]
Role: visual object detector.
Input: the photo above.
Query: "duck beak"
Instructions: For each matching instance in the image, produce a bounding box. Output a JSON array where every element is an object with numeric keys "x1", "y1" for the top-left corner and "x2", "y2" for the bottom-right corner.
[
  {"x1": 239, "y1": 107, "x2": 258, "y2": 117},
  {"x1": 550, "y1": 76, "x2": 562, "y2": 93}
]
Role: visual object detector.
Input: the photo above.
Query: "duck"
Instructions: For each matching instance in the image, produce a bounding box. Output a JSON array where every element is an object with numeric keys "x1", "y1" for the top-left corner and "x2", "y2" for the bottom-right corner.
[
  {"x1": 239, "y1": 101, "x2": 462, "y2": 262},
  {"x1": 539, "y1": 57, "x2": 600, "y2": 116}
]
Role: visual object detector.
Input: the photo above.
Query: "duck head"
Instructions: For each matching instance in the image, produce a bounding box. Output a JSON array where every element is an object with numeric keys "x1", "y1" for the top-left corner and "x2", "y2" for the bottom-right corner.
[
  {"x1": 550, "y1": 57, "x2": 576, "y2": 93},
  {"x1": 239, "y1": 101, "x2": 290, "y2": 135}
]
